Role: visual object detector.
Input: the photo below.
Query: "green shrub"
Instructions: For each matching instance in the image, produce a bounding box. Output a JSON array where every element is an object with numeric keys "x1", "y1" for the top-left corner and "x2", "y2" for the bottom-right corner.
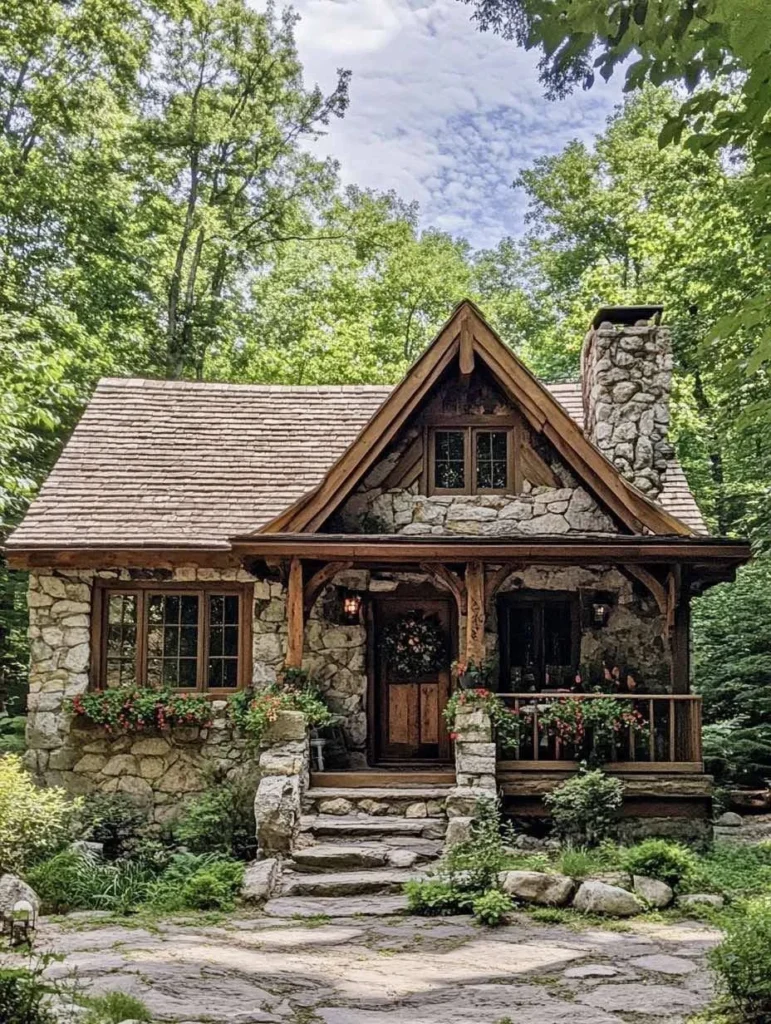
[
  {"x1": 709, "y1": 897, "x2": 771, "y2": 1021},
  {"x1": 621, "y1": 839, "x2": 697, "y2": 888},
  {"x1": 174, "y1": 782, "x2": 256, "y2": 860},
  {"x1": 684, "y1": 842, "x2": 771, "y2": 900},
  {"x1": 80, "y1": 991, "x2": 151, "y2": 1024},
  {"x1": 0, "y1": 966, "x2": 57, "y2": 1024},
  {"x1": 77, "y1": 793, "x2": 149, "y2": 861},
  {"x1": 404, "y1": 878, "x2": 471, "y2": 916},
  {"x1": 27, "y1": 850, "x2": 154, "y2": 914},
  {"x1": 144, "y1": 853, "x2": 244, "y2": 912},
  {"x1": 0, "y1": 716, "x2": 27, "y2": 755},
  {"x1": 0, "y1": 754, "x2": 80, "y2": 873},
  {"x1": 543, "y1": 767, "x2": 623, "y2": 847},
  {"x1": 558, "y1": 843, "x2": 620, "y2": 879},
  {"x1": 472, "y1": 889, "x2": 513, "y2": 927}
]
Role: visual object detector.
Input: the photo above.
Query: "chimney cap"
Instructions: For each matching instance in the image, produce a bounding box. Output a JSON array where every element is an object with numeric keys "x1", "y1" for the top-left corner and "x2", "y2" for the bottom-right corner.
[{"x1": 592, "y1": 305, "x2": 663, "y2": 329}]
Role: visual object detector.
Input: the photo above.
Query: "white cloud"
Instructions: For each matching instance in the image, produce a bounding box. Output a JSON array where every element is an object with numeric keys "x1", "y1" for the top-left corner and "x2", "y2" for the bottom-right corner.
[{"x1": 283, "y1": 0, "x2": 626, "y2": 248}]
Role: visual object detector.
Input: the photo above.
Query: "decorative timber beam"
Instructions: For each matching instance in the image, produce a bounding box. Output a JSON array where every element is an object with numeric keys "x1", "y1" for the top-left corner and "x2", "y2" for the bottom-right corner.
[
  {"x1": 465, "y1": 560, "x2": 485, "y2": 664},
  {"x1": 285, "y1": 556, "x2": 304, "y2": 668},
  {"x1": 484, "y1": 563, "x2": 517, "y2": 615},
  {"x1": 420, "y1": 562, "x2": 465, "y2": 618},
  {"x1": 459, "y1": 314, "x2": 475, "y2": 376},
  {"x1": 304, "y1": 561, "x2": 353, "y2": 616}
]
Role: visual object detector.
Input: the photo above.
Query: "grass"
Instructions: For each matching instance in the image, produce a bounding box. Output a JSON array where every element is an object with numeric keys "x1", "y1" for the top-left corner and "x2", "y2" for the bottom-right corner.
[{"x1": 80, "y1": 992, "x2": 151, "y2": 1024}]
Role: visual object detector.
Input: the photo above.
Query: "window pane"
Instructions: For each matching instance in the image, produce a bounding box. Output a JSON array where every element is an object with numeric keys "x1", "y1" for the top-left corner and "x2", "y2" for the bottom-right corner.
[
  {"x1": 210, "y1": 595, "x2": 224, "y2": 625},
  {"x1": 224, "y1": 596, "x2": 239, "y2": 624},
  {"x1": 146, "y1": 593, "x2": 200, "y2": 690},
  {"x1": 476, "y1": 431, "x2": 507, "y2": 490},
  {"x1": 434, "y1": 430, "x2": 465, "y2": 490},
  {"x1": 206, "y1": 594, "x2": 240, "y2": 691},
  {"x1": 105, "y1": 595, "x2": 136, "y2": 686}
]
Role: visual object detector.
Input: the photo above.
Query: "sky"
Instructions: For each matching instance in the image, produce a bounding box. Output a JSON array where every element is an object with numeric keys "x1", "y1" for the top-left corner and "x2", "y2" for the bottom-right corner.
[{"x1": 287, "y1": 0, "x2": 626, "y2": 249}]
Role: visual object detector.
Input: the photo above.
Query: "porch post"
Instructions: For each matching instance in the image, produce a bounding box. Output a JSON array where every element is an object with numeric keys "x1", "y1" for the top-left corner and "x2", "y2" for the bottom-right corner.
[
  {"x1": 285, "y1": 556, "x2": 304, "y2": 668},
  {"x1": 465, "y1": 559, "x2": 485, "y2": 663}
]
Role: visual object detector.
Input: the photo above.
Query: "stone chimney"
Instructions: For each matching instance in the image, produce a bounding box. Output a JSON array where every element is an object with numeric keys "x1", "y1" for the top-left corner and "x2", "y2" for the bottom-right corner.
[{"x1": 581, "y1": 306, "x2": 673, "y2": 499}]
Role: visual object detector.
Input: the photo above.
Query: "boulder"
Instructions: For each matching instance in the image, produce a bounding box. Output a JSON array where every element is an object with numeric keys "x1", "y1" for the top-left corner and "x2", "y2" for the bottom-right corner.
[
  {"x1": 716, "y1": 811, "x2": 743, "y2": 828},
  {"x1": 444, "y1": 816, "x2": 472, "y2": 847},
  {"x1": 632, "y1": 875, "x2": 674, "y2": 909},
  {"x1": 572, "y1": 880, "x2": 643, "y2": 917},
  {"x1": 68, "y1": 840, "x2": 104, "y2": 861},
  {"x1": 500, "y1": 870, "x2": 574, "y2": 907},
  {"x1": 242, "y1": 858, "x2": 280, "y2": 902},
  {"x1": 255, "y1": 775, "x2": 302, "y2": 855},
  {"x1": 677, "y1": 893, "x2": 725, "y2": 910},
  {"x1": 0, "y1": 875, "x2": 40, "y2": 921}
]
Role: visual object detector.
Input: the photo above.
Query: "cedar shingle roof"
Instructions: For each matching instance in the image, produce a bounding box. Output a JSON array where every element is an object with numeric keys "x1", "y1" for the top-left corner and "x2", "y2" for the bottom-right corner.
[{"x1": 6, "y1": 376, "x2": 707, "y2": 551}]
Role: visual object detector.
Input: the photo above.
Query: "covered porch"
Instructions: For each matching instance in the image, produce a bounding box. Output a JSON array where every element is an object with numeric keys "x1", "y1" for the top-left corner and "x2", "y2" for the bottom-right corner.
[{"x1": 235, "y1": 533, "x2": 748, "y2": 812}]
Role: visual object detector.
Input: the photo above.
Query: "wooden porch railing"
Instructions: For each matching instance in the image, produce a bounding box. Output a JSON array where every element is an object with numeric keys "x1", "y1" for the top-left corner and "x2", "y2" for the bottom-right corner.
[{"x1": 496, "y1": 693, "x2": 703, "y2": 773}]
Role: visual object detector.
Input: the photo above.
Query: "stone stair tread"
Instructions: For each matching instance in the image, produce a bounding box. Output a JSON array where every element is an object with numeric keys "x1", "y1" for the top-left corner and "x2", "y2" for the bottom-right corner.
[
  {"x1": 281, "y1": 868, "x2": 423, "y2": 897},
  {"x1": 291, "y1": 844, "x2": 389, "y2": 870},
  {"x1": 263, "y1": 894, "x2": 409, "y2": 918},
  {"x1": 301, "y1": 815, "x2": 447, "y2": 838},
  {"x1": 305, "y1": 786, "x2": 453, "y2": 800}
]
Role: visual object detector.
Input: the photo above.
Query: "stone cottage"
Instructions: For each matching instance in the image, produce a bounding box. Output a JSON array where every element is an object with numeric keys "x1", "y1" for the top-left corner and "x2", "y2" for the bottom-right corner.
[{"x1": 5, "y1": 301, "x2": 750, "y2": 847}]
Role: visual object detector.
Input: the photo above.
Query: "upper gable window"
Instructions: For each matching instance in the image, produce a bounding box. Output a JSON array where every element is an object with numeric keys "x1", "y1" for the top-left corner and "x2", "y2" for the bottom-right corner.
[{"x1": 429, "y1": 427, "x2": 512, "y2": 495}]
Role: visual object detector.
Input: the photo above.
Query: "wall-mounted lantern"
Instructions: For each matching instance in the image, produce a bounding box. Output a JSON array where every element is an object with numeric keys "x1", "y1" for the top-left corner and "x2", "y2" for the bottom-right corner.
[
  {"x1": 591, "y1": 600, "x2": 612, "y2": 627},
  {"x1": 341, "y1": 591, "x2": 362, "y2": 624}
]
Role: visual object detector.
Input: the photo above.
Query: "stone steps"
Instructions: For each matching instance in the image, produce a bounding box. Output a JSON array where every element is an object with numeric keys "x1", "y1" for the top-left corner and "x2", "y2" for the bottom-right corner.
[
  {"x1": 301, "y1": 814, "x2": 447, "y2": 840},
  {"x1": 280, "y1": 868, "x2": 423, "y2": 898},
  {"x1": 291, "y1": 844, "x2": 389, "y2": 872},
  {"x1": 303, "y1": 786, "x2": 452, "y2": 819}
]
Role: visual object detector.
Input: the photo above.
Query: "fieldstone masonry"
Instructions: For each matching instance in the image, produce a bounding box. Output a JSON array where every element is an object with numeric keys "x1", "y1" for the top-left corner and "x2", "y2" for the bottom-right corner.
[
  {"x1": 448, "y1": 706, "x2": 497, "y2": 821},
  {"x1": 582, "y1": 321, "x2": 674, "y2": 498},
  {"x1": 254, "y1": 710, "x2": 309, "y2": 856}
]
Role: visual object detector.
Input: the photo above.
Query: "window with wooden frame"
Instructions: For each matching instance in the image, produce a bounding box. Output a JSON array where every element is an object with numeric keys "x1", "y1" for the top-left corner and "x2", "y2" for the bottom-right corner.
[
  {"x1": 428, "y1": 426, "x2": 514, "y2": 495},
  {"x1": 498, "y1": 591, "x2": 580, "y2": 692},
  {"x1": 92, "y1": 582, "x2": 252, "y2": 693}
]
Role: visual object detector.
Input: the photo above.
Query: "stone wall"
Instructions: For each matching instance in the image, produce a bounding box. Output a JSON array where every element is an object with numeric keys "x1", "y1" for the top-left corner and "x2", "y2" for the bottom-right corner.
[
  {"x1": 490, "y1": 564, "x2": 671, "y2": 691},
  {"x1": 23, "y1": 565, "x2": 370, "y2": 815},
  {"x1": 582, "y1": 321, "x2": 673, "y2": 499},
  {"x1": 338, "y1": 483, "x2": 616, "y2": 538}
]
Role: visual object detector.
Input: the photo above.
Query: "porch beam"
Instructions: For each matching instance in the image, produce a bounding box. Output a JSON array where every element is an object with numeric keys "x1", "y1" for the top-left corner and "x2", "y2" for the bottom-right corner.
[
  {"x1": 465, "y1": 560, "x2": 485, "y2": 663},
  {"x1": 285, "y1": 556, "x2": 304, "y2": 668}
]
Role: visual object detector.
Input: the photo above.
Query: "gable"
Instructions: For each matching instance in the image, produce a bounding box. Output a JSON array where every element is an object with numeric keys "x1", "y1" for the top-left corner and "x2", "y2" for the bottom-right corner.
[
  {"x1": 264, "y1": 301, "x2": 694, "y2": 537},
  {"x1": 328, "y1": 362, "x2": 617, "y2": 537}
]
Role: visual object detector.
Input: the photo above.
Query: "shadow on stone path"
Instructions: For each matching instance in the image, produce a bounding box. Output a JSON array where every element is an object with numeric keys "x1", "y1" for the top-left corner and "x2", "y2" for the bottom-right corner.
[{"x1": 4, "y1": 912, "x2": 720, "y2": 1024}]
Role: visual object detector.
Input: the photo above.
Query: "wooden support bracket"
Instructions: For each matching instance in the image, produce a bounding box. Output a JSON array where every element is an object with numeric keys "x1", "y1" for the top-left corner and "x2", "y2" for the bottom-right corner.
[
  {"x1": 484, "y1": 562, "x2": 516, "y2": 615},
  {"x1": 420, "y1": 562, "x2": 465, "y2": 617},
  {"x1": 304, "y1": 561, "x2": 353, "y2": 616}
]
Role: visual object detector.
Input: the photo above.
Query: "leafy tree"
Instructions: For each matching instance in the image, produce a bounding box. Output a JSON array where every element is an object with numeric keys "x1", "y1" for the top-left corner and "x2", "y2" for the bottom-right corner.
[{"x1": 693, "y1": 557, "x2": 771, "y2": 786}]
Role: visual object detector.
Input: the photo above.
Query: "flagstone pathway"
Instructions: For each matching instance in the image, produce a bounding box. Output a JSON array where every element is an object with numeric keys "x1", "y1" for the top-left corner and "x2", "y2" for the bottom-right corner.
[{"x1": 9, "y1": 910, "x2": 721, "y2": 1024}]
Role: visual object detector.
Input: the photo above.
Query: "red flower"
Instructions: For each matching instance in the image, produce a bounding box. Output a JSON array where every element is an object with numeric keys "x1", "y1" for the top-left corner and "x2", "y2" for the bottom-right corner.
[{"x1": 449, "y1": 732, "x2": 458, "y2": 741}]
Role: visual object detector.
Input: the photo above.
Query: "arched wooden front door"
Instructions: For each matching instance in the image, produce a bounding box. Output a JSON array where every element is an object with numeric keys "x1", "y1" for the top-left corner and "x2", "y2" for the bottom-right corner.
[{"x1": 370, "y1": 595, "x2": 453, "y2": 765}]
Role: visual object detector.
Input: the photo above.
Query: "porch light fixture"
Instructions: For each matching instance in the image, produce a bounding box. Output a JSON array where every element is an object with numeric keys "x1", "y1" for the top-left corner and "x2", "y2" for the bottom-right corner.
[
  {"x1": 591, "y1": 601, "x2": 612, "y2": 627},
  {"x1": 341, "y1": 591, "x2": 362, "y2": 624}
]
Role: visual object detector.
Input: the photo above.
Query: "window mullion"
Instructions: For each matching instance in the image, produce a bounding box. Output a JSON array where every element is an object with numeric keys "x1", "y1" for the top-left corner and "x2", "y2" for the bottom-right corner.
[
  {"x1": 197, "y1": 590, "x2": 206, "y2": 692},
  {"x1": 137, "y1": 591, "x2": 147, "y2": 688},
  {"x1": 466, "y1": 428, "x2": 473, "y2": 495}
]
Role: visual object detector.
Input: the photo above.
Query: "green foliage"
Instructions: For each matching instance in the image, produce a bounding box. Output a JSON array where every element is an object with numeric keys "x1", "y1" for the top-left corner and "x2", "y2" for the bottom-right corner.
[
  {"x1": 80, "y1": 992, "x2": 151, "y2": 1024},
  {"x1": 0, "y1": 716, "x2": 26, "y2": 755},
  {"x1": 684, "y1": 842, "x2": 771, "y2": 901},
  {"x1": 543, "y1": 767, "x2": 624, "y2": 847},
  {"x1": 471, "y1": 888, "x2": 514, "y2": 927},
  {"x1": 693, "y1": 558, "x2": 771, "y2": 786},
  {"x1": 406, "y1": 799, "x2": 513, "y2": 917},
  {"x1": 77, "y1": 793, "x2": 149, "y2": 861},
  {"x1": 27, "y1": 850, "x2": 154, "y2": 915},
  {"x1": 710, "y1": 898, "x2": 771, "y2": 1021},
  {"x1": 558, "y1": 843, "x2": 620, "y2": 880},
  {"x1": 0, "y1": 965, "x2": 57, "y2": 1024},
  {"x1": 0, "y1": 754, "x2": 79, "y2": 873},
  {"x1": 621, "y1": 839, "x2": 697, "y2": 888},
  {"x1": 227, "y1": 680, "x2": 333, "y2": 742},
  {"x1": 404, "y1": 877, "x2": 472, "y2": 916},
  {"x1": 144, "y1": 853, "x2": 244, "y2": 913},
  {"x1": 443, "y1": 687, "x2": 522, "y2": 752},
  {"x1": 174, "y1": 782, "x2": 256, "y2": 861},
  {"x1": 69, "y1": 688, "x2": 213, "y2": 734}
]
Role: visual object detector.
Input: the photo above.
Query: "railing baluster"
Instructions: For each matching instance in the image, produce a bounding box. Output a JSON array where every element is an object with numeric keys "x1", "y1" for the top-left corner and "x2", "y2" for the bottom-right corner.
[
  {"x1": 649, "y1": 698, "x2": 655, "y2": 761},
  {"x1": 533, "y1": 704, "x2": 539, "y2": 761},
  {"x1": 669, "y1": 697, "x2": 676, "y2": 763}
]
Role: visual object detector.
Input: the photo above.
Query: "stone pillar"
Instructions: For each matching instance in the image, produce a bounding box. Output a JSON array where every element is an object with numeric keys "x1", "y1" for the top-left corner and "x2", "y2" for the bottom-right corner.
[
  {"x1": 447, "y1": 705, "x2": 497, "y2": 826},
  {"x1": 254, "y1": 710, "x2": 309, "y2": 856},
  {"x1": 582, "y1": 318, "x2": 673, "y2": 498}
]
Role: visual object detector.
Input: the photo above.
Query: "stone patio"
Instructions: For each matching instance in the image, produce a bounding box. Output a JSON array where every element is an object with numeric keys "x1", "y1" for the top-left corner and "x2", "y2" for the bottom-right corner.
[{"x1": 6, "y1": 910, "x2": 721, "y2": 1023}]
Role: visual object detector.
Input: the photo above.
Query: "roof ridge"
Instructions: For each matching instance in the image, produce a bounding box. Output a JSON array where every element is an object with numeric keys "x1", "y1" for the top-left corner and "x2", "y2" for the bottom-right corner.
[{"x1": 96, "y1": 377, "x2": 395, "y2": 393}]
